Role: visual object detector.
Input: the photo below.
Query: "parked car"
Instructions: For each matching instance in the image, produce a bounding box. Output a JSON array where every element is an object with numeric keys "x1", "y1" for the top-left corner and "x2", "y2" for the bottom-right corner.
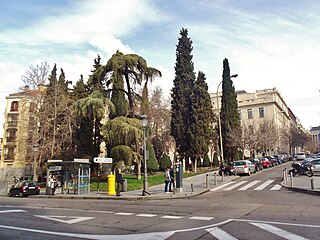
[
  {"x1": 249, "y1": 158, "x2": 263, "y2": 171},
  {"x1": 273, "y1": 155, "x2": 283, "y2": 165},
  {"x1": 302, "y1": 153, "x2": 320, "y2": 166},
  {"x1": 8, "y1": 181, "x2": 40, "y2": 197},
  {"x1": 233, "y1": 160, "x2": 256, "y2": 176},
  {"x1": 296, "y1": 152, "x2": 306, "y2": 160},
  {"x1": 307, "y1": 158, "x2": 320, "y2": 173},
  {"x1": 260, "y1": 157, "x2": 272, "y2": 168},
  {"x1": 265, "y1": 156, "x2": 278, "y2": 166}
]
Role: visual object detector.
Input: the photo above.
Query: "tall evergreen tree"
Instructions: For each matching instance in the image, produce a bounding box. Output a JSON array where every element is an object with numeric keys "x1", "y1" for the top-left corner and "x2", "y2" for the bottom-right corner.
[
  {"x1": 171, "y1": 28, "x2": 196, "y2": 167},
  {"x1": 220, "y1": 58, "x2": 241, "y2": 162},
  {"x1": 87, "y1": 54, "x2": 106, "y2": 93},
  {"x1": 189, "y1": 71, "x2": 214, "y2": 170}
]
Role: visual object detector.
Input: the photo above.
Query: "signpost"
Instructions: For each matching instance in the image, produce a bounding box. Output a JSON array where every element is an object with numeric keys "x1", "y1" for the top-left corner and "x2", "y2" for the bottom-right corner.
[{"x1": 93, "y1": 157, "x2": 113, "y2": 194}]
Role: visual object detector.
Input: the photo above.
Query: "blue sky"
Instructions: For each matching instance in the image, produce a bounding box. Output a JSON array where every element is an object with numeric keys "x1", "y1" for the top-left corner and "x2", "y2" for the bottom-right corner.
[{"x1": 1, "y1": 0, "x2": 320, "y2": 136}]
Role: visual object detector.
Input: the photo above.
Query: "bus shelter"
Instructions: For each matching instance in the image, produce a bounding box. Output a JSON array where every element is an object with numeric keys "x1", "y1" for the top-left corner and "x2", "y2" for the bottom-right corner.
[{"x1": 47, "y1": 159, "x2": 90, "y2": 195}]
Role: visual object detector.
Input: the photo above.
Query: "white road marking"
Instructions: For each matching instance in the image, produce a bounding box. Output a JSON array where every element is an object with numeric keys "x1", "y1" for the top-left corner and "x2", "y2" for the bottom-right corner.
[
  {"x1": 210, "y1": 181, "x2": 235, "y2": 191},
  {"x1": 0, "y1": 210, "x2": 27, "y2": 213},
  {"x1": 115, "y1": 212, "x2": 134, "y2": 216},
  {"x1": 161, "y1": 215, "x2": 182, "y2": 219},
  {"x1": 254, "y1": 180, "x2": 274, "y2": 190},
  {"x1": 270, "y1": 184, "x2": 282, "y2": 190},
  {"x1": 34, "y1": 215, "x2": 95, "y2": 224},
  {"x1": 206, "y1": 227, "x2": 238, "y2": 240},
  {"x1": 224, "y1": 181, "x2": 247, "y2": 191},
  {"x1": 250, "y1": 222, "x2": 310, "y2": 240},
  {"x1": 136, "y1": 214, "x2": 157, "y2": 218},
  {"x1": 189, "y1": 216, "x2": 214, "y2": 221},
  {"x1": 238, "y1": 180, "x2": 261, "y2": 190}
]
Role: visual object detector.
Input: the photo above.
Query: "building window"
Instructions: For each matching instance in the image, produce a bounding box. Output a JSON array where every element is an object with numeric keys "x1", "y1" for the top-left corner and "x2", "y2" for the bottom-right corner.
[
  {"x1": 238, "y1": 110, "x2": 242, "y2": 120},
  {"x1": 10, "y1": 101, "x2": 19, "y2": 112},
  {"x1": 259, "y1": 107, "x2": 264, "y2": 118},
  {"x1": 247, "y1": 109, "x2": 253, "y2": 119}
]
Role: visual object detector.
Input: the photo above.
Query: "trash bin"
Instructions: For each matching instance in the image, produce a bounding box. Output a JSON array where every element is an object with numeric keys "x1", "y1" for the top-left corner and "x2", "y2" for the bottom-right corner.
[{"x1": 122, "y1": 179, "x2": 127, "y2": 192}]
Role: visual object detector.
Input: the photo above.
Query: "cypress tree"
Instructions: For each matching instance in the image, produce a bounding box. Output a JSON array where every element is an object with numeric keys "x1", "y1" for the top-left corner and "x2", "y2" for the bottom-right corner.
[
  {"x1": 171, "y1": 28, "x2": 196, "y2": 166},
  {"x1": 189, "y1": 71, "x2": 214, "y2": 169},
  {"x1": 220, "y1": 58, "x2": 241, "y2": 162}
]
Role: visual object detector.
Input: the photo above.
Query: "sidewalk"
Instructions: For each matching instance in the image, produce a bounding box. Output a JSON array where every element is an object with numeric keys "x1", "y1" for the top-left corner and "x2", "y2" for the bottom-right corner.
[
  {"x1": 32, "y1": 171, "x2": 240, "y2": 200},
  {"x1": 281, "y1": 173, "x2": 320, "y2": 195}
]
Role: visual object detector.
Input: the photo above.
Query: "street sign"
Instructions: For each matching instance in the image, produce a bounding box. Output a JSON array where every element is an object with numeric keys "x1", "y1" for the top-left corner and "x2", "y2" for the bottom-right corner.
[
  {"x1": 94, "y1": 157, "x2": 113, "y2": 163},
  {"x1": 74, "y1": 158, "x2": 89, "y2": 163}
]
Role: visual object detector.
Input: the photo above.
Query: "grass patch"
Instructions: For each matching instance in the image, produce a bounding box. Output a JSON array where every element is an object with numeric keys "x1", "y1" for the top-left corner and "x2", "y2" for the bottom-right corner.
[{"x1": 90, "y1": 167, "x2": 214, "y2": 192}]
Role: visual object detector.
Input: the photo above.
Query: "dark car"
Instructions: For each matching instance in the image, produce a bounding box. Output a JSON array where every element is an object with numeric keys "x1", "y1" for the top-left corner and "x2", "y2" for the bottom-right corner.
[
  {"x1": 249, "y1": 158, "x2": 263, "y2": 171},
  {"x1": 8, "y1": 181, "x2": 40, "y2": 197},
  {"x1": 265, "y1": 156, "x2": 278, "y2": 166}
]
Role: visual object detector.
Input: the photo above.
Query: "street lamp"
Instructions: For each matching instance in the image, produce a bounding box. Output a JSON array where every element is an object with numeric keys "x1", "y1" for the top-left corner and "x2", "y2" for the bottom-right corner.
[
  {"x1": 216, "y1": 74, "x2": 238, "y2": 164},
  {"x1": 32, "y1": 144, "x2": 39, "y2": 181},
  {"x1": 140, "y1": 115, "x2": 150, "y2": 196}
]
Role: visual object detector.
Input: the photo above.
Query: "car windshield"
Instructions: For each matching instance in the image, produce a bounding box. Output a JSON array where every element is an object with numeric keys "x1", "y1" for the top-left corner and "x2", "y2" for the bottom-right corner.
[{"x1": 234, "y1": 161, "x2": 246, "y2": 166}]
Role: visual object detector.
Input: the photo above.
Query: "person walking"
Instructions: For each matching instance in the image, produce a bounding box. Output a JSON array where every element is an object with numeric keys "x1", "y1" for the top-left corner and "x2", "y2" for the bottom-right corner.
[
  {"x1": 164, "y1": 168, "x2": 171, "y2": 193},
  {"x1": 115, "y1": 168, "x2": 123, "y2": 196},
  {"x1": 169, "y1": 165, "x2": 175, "y2": 192}
]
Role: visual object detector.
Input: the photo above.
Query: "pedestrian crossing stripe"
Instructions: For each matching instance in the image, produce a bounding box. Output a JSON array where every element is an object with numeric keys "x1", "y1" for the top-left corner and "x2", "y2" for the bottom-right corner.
[{"x1": 211, "y1": 180, "x2": 281, "y2": 191}]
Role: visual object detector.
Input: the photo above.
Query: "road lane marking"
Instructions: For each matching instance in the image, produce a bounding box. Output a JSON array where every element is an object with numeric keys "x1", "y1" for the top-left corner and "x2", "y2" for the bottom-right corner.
[
  {"x1": 224, "y1": 181, "x2": 247, "y2": 191},
  {"x1": 115, "y1": 212, "x2": 134, "y2": 216},
  {"x1": 238, "y1": 180, "x2": 261, "y2": 190},
  {"x1": 189, "y1": 216, "x2": 214, "y2": 221},
  {"x1": 0, "y1": 210, "x2": 27, "y2": 213},
  {"x1": 254, "y1": 180, "x2": 274, "y2": 190},
  {"x1": 206, "y1": 227, "x2": 238, "y2": 240},
  {"x1": 210, "y1": 181, "x2": 235, "y2": 191},
  {"x1": 136, "y1": 214, "x2": 157, "y2": 218},
  {"x1": 34, "y1": 215, "x2": 95, "y2": 224},
  {"x1": 250, "y1": 222, "x2": 309, "y2": 240},
  {"x1": 161, "y1": 215, "x2": 182, "y2": 219},
  {"x1": 270, "y1": 184, "x2": 282, "y2": 190}
]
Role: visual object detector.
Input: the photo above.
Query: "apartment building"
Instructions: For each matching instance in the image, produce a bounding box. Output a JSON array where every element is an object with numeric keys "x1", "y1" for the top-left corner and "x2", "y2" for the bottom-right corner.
[
  {"x1": 210, "y1": 87, "x2": 299, "y2": 158},
  {"x1": 0, "y1": 86, "x2": 38, "y2": 191},
  {"x1": 310, "y1": 126, "x2": 320, "y2": 143}
]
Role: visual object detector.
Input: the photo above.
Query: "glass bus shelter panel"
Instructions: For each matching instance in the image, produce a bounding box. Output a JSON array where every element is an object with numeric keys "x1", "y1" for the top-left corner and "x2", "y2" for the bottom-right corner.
[{"x1": 78, "y1": 164, "x2": 90, "y2": 195}]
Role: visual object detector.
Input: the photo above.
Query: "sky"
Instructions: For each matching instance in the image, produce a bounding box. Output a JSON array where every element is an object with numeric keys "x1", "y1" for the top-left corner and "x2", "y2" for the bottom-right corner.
[{"x1": 1, "y1": 0, "x2": 320, "y2": 137}]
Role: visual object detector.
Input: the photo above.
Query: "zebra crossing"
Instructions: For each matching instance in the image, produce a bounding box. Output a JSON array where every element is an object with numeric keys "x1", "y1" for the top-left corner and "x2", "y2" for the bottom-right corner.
[{"x1": 210, "y1": 179, "x2": 282, "y2": 192}]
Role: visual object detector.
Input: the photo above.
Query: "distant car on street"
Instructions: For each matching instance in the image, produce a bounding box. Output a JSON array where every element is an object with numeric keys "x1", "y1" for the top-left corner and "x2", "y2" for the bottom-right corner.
[
  {"x1": 8, "y1": 181, "x2": 40, "y2": 197},
  {"x1": 307, "y1": 158, "x2": 320, "y2": 173},
  {"x1": 249, "y1": 158, "x2": 263, "y2": 171},
  {"x1": 296, "y1": 152, "x2": 306, "y2": 160},
  {"x1": 260, "y1": 157, "x2": 272, "y2": 168},
  {"x1": 233, "y1": 160, "x2": 255, "y2": 176}
]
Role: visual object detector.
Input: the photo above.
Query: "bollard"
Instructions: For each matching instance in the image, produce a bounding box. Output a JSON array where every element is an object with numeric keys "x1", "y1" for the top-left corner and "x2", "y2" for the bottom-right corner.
[
  {"x1": 290, "y1": 171, "x2": 293, "y2": 187},
  {"x1": 206, "y1": 174, "x2": 209, "y2": 188},
  {"x1": 285, "y1": 168, "x2": 288, "y2": 184},
  {"x1": 191, "y1": 183, "x2": 194, "y2": 192},
  {"x1": 311, "y1": 178, "x2": 314, "y2": 190},
  {"x1": 214, "y1": 172, "x2": 217, "y2": 186},
  {"x1": 222, "y1": 172, "x2": 224, "y2": 182},
  {"x1": 283, "y1": 169, "x2": 287, "y2": 185},
  {"x1": 107, "y1": 174, "x2": 116, "y2": 195}
]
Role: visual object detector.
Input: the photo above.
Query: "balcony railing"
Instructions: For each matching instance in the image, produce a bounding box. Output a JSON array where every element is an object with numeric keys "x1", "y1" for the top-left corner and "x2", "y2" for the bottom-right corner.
[
  {"x1": 6, "y1": 137, "x2": 16, "y2": 142},
  {"x1": 7, "y1": 120, "x2": 18, "y2": 127}
]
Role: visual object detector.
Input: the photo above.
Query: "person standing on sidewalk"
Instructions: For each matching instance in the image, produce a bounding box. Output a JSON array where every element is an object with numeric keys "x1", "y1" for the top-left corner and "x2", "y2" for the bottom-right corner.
[
  {"x1": 115, "y1": 168, "x2": 123, "y2": 196},
  {"x1": 169, "y1": 165, "x2": 175, "y2": 192},
  {"x1": 49, "y1": 175, "x2": 57, "y2": 196},
  {"x1": 164, "y1": 168, "x2": 171, "y2": 193}
]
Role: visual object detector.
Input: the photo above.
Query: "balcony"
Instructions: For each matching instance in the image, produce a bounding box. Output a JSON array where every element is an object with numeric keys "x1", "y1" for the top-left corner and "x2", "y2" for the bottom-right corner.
[
  {"x1": 6, "y1": 137, "x2": 17, "y2": 143},
  {"x1": 7, "y1": 120, "x2": 18, "y2": 127}
]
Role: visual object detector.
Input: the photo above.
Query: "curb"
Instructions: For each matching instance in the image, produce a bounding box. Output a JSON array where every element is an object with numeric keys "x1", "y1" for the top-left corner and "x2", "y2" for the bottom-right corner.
[{"x1": 281, "y1": 180, "x2": 320, "y2": 196}]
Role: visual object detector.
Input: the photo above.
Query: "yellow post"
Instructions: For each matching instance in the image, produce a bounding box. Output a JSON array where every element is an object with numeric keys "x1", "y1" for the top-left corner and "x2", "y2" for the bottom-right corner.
[{"x1": 107, "y1": 174, "x2": 116, "y2": 195}]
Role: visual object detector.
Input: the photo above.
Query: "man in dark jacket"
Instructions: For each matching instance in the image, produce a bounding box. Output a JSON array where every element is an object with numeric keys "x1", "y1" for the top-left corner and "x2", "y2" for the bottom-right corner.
[
  {"x1": 115, "y1": 168, "x2": 123, "y2": 196},
  {"x1": 169, "y1": 165, "x2": 175, "y2": 192}
]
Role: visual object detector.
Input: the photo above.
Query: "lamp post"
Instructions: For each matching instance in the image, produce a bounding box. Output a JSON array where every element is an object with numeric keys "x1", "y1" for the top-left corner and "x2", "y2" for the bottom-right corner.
[
  {"x1": 216, "y1": 74, "x2": 238, "y2": 164},
  {"x1": 32, "y1": 144, "x2": 39, "y2": 181},
  {"x1": 140, "y1": 115, "x2": 150, "y2": 196}
]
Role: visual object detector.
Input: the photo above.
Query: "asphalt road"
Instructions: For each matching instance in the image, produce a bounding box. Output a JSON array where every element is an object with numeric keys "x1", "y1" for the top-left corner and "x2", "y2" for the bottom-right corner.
[{"x1": 1, "y1": 162, "x2": 320, "y2": 239}]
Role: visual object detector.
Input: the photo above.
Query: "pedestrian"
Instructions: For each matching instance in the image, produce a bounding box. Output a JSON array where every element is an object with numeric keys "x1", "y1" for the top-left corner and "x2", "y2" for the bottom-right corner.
[
  {"x1": 164, "y1": 168, "x2": 171, "y2": 193},
  {"x1": 169, "y1": 165, "x2": 175, "y2": 192},
  {"x1": 49, "y1": 175, "x2": 58, "y2": 196},
  {"x1": 115, "y1": 168, "x2": 123, "y2": 196}
]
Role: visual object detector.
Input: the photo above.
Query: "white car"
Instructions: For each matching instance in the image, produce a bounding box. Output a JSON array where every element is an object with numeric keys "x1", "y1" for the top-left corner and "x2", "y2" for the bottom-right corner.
[
  {"x1": 308, "y1": 159, "x2": 320, "y2": 173},
  {"x1": 296, "y1": 152, "x2": 306, "y2": 160},
  {"x1": 233, "y1": 160, "x2": 255, "y2": 176}
]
